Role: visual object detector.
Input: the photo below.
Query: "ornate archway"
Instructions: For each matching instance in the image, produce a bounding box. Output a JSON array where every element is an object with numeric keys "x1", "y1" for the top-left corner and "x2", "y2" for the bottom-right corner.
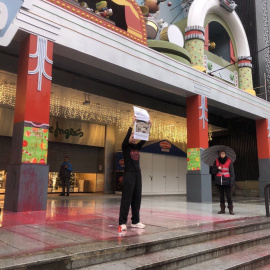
[
  {"x1": 185, "y1": 0, "x2": 255, "y2": 95},
  {"x1": 187, "y1": 0, "x2": 250, "y2": 57}
]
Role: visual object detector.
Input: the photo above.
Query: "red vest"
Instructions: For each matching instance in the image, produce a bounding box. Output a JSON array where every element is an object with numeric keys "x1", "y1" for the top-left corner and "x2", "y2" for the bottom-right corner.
[{"x1": 216, "y1": 158, "x2": 231, "y2": 177}]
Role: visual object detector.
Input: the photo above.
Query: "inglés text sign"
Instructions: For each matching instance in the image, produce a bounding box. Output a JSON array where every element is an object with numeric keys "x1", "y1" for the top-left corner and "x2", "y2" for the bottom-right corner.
[{"x1": 49, "y1": 121, "x2": 84, "y2": 139}]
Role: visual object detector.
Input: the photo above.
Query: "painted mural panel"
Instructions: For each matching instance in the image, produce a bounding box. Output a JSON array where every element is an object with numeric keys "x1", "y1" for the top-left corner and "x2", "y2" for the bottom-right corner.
[
  {"x1": 187, "y1": 148, "x2": 201, "y2": 171},
  {"x1": 22, "y1": 127, "x2": 48, "y2": 164}
]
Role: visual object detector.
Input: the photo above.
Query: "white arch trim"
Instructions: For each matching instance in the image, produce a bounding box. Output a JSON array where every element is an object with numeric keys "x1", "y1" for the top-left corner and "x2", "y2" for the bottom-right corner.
[{"x1": 187, "y1": 0, "x2": 250, "y2": 58}]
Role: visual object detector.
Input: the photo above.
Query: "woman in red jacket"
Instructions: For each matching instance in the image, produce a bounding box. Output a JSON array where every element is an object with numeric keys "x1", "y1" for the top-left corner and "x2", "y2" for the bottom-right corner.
[{"x1": 212, "y1": 150, "x2": 235, "y2": 215}]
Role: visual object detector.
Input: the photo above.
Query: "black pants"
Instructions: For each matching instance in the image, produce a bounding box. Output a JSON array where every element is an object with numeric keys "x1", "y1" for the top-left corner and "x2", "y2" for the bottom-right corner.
[
  {"x1": 119, "y1": 171, "x2": 142, "y2": 225},
  {"x1": 217, "y1": 185, "x2": 232, "y2": 205},
  {"x1": 61, "y1": 177, "x2": 70, "y2": 194}
]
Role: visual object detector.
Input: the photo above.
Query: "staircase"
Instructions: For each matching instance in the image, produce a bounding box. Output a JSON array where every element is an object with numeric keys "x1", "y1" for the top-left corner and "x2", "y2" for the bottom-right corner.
[
  {"x1": 3, "y1": 216, "x2": 270, "y2": 270},
  {"x1": 77, "y1": 217, "x2": 270, "y2": 270}
]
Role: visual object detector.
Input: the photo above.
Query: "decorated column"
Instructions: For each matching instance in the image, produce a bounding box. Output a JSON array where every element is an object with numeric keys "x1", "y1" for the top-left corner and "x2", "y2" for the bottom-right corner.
[
  {"x1": 184, "y1": 26, "x2": 206, "y2": 72},
  {"x1": 4, "y1": 34, "x2": 53, "y2": 212},
  {"x1": 186, "y1": 94, "x2": 212, "y2": 202},
  {"x1": 256, "y1": 119, "x2": 270, "y2": 197},
  {"x1": 238, "y1": 56, "x2": 256, "y2": 96}
]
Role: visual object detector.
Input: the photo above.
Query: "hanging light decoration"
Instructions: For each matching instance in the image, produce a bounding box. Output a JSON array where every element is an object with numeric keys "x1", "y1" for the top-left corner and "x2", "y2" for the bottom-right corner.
[{"x1": 0, "y1": 80, "x2": 190, "y2": 143}]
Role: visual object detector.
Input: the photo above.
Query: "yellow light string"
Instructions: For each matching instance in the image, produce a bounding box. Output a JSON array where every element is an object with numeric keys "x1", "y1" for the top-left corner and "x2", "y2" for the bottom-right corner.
[{"x1": 0, "y1": 81, "x2": 190, "y2": 143}]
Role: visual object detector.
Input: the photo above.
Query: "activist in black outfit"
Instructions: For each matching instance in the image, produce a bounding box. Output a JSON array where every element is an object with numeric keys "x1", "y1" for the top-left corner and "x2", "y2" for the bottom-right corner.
[
  {"x1": 212, "y1": 150, "x2": 235, "y2": 215},
  {"x1": 119, "y1": 116, "x2": 151, "y2": 231}
]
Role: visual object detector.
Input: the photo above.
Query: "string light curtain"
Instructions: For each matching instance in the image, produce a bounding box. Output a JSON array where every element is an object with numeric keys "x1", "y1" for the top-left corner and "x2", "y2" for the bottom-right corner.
[{"x1": 0, "y1": 81, "x2": 189, "y2": 143}]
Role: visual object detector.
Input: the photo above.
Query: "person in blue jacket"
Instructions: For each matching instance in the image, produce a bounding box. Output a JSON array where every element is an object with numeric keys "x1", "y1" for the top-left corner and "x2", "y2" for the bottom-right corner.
[{"x1": 59, "y1": 156, "x2": 73, "y2": 196}]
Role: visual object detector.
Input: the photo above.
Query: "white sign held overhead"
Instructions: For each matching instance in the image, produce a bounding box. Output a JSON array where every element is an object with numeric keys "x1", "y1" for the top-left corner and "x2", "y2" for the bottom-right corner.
[{"x1": 133, "y1": 106, "x2": 150, "y2": 141}]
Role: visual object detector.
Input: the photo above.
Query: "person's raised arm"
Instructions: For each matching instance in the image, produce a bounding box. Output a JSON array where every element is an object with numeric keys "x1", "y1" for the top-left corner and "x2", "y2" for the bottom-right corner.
[{"x1": 122, "y1": 116, "x2": 136, "y2": 149}]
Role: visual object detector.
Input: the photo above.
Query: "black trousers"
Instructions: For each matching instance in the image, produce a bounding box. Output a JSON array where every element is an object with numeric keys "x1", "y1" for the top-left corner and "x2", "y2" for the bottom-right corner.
[
  {"x1": 119, "y1": 171, "x2": 142, "y2": 225},
  {"x1": 61, "y1": 177, "x2": 70, "y2": 194},
  {"x1": 217, "y1": 185, "x2": 232, "y2": 205}
]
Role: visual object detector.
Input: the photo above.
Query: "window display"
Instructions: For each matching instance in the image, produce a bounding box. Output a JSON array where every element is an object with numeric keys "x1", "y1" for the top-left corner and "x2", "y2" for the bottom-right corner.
[
  {"x1": 0, "y1": 170, "x2": 6, "y2": 194},
  {"x1": 47, "y1": 172, "x2": 103, "y2": 193},
  {"x1": 48, "y1": 172, "x2": 79, "y2": 193}
]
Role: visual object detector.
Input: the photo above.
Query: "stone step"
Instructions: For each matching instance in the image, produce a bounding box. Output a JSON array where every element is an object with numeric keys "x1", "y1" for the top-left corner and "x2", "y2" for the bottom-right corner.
[
  {"x1": 70, "y1": 217, "x2": 270, "y2": 269},
  {"x1": 1, "y1": 217, "x2": 270, "y2": 270},
  {"x1": 234, "y1": 189, "x2": 259, "y2": 197},
  {"x1": 79, "y1": 227, "x2": 270, "y2": 270},
  {"x1": 181, "y1": 243, "x2": 270, "y2": 270}
]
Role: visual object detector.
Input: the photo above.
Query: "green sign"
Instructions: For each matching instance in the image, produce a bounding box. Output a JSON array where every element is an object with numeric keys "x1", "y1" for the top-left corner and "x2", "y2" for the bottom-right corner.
[
  {"x1": 187, "y1": 148, "x2": 201, "y2": 171},
  {"x1": 22, "y1": 127, "x2": 48, "y2": 164}
]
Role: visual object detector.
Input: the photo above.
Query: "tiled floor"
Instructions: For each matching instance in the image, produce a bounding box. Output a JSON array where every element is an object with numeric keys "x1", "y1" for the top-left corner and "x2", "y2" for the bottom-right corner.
[{"x1": 0, "y1": 193, "x2": 267, "y2": 260}]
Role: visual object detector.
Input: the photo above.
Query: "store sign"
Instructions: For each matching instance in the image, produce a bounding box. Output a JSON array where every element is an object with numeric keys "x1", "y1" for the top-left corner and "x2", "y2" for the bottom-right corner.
[
  {"x1": 49, "y1": 117, "x2": 105, "y2": 147},
  {"x1": 159, "y1": 141, "x2": 171, "y2": 148},
  {"x1": 49, "y1": 121, "x2": 84, "y2": 139},
  {"x1": 160, "y1": 141, "x2": 171, "y2": 153},
  {"x1": 0, "y1": 108, "x2": 105, "y2": 147}
]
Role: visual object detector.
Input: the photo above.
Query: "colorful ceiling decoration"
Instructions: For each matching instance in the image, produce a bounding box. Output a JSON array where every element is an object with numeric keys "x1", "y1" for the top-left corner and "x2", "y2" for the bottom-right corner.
[{"x1": 46, "y1": 0, "x2": 147, "y2": 44}]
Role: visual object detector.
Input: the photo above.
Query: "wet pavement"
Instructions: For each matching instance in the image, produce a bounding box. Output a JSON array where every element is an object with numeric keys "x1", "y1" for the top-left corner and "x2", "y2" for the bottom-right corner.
[{"x1": 0, "y1": 193, "x2": 267, "y2": 266}]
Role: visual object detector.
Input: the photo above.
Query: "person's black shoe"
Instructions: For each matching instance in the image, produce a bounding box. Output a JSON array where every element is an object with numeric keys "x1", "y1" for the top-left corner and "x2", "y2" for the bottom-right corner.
[
  {"x1": 59, "y1": 193, "x2": 65, "y2": 196},
  {"x1": 66, "y1": 194, "x2": 69, "y2": 196}
]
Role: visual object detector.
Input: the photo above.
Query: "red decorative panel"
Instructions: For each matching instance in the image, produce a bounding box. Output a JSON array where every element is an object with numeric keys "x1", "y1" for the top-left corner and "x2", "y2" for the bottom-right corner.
[
  {"x1": 46, "y1": 0, "x2": 147, "y2": 45},
  {"x1": 14, "y1": 35, "x2": 53, "y2": 124}
]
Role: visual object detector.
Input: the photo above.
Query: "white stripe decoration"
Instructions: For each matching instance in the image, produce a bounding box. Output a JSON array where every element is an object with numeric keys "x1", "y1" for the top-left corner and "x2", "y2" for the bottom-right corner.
[
  {"x1": 24, "y1": 120, "x2": 49, "y2": 128},
  {"x1": 199, "y1": 95, "x2": 208, "y2": 130},
  {"x1": 267, "y1": 119, "x2": 270, "y2": 138},
  {"x1": 28, "y1": 36, "x2": 53, "y2": 91}
]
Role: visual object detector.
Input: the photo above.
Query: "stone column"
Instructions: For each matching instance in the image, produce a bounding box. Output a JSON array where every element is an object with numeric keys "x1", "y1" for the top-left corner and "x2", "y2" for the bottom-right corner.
[
  {"x1": 104, "y1": 125, "x2": 116, "y2": 194},
  {"x1": 256, "y1": 119, "x2": 270, "y2": 197},
  {"x1": 186, "y1": 95, "x2": 212, "y2": 202},
  {"x1": 238, "y1": 56, "x2": 256, "y2": 95},
  {"x1": 4, "y1": 34, "x2": 53, "y2": 212},
  {"x1": 184, "y1": 26, "x2": 206, "y2": 72}
]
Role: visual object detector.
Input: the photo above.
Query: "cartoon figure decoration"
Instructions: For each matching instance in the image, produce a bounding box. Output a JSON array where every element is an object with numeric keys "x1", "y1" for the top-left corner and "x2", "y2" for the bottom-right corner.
[
  {"x1": 146, "y1": 11, "x2": 167, "y2": 39},
  {"x1": 95, "y1": 1, "x2": 113, "y2": 19},
  {"x1": 160, "y1": 23, "x2": 184, "y2": 47},
  {"x1": 80, "y1": 2, "x2": 94, "y2": 11},
  {"x1": 208, "y1": 40, "x2": 216, "y2": 50},
  {"x1": 141, "y1": 0, "x2": 167, "y2": 40},
  {"x1": 144, "y1": 0, "x2": 160, "y2": 13},
  {"x1": 220, "y1": 0, "x2": 237, "y2": 12}
]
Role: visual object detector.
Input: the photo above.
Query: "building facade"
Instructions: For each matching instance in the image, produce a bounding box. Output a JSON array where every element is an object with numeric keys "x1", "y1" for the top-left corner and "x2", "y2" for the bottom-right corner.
[{"x1": 0, "y1": 0, "x2": 270, "y2": 211}]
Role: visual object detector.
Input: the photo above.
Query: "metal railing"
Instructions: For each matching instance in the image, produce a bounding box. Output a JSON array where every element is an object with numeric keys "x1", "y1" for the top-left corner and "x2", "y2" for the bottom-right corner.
[{"x1": 264, "y1": 183, "x2": 270, "y2": 217}]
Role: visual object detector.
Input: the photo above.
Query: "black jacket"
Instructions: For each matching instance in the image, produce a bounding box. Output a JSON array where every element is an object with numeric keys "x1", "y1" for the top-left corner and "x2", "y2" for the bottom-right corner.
[
  {"x1": 59, "y1": 162, "x2": 72, "y2": 178},
  {"x1": 122, "y1": 127, "x2": 145, "y2": 172}
]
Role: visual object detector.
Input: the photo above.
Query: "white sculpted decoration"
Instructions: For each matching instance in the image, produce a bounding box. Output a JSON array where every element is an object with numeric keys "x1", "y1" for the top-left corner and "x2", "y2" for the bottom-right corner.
[{"x1": 28, "y1": 36, "x2": 53, "y2": 91}]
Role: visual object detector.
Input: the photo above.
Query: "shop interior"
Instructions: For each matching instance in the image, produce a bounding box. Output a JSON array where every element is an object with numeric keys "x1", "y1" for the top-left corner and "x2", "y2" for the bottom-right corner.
[{"x1": 0, "y1": 71, "x2": 226, "y2": 194}]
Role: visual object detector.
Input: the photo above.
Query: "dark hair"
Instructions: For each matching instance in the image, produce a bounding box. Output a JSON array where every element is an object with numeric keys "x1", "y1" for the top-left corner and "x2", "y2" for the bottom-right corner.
[
  {"x1": 65, "y1": 156, "x2": 68, "y2": 159},
  {"x1": 219, "y1": 150, "x2": 226, "y2": 154}
]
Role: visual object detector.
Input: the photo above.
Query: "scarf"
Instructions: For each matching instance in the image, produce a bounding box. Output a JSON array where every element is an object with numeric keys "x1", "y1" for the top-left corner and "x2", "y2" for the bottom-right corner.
[{"x1": 218, "y1": 156, "x2": 227, "y2": 165}]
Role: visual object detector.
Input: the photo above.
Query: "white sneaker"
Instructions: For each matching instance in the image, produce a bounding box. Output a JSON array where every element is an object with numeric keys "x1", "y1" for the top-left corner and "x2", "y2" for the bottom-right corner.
[
  {"x1": 131, "y1": 222, "x2": 145, "y2": 229},
  {"x1": 120, "y1": 224, "x2": 127, "y2": 231}
]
